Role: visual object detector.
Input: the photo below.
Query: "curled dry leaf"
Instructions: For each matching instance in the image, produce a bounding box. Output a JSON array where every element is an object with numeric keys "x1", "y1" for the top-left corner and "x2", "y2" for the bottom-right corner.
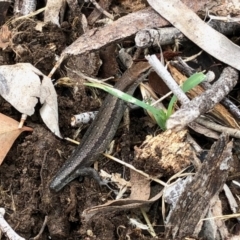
[
  {"x1": 0, "y1": 63, "x2": 61, "y2": 138},
  {"x1": 82, "y1": 190, "x2": 163, "y2": 221},
  {"x1": 0, "y1": 113, "x2": 33, "y2": 164}
]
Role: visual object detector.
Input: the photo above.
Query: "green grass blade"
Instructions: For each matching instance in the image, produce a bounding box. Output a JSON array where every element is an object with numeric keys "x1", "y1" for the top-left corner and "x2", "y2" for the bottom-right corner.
[
  {"x1": 166, "y1": 72, "x2": 206, "y2": 118},
  {"x1": 85, "y1": 82, "x2": 167, "y2": 130}
]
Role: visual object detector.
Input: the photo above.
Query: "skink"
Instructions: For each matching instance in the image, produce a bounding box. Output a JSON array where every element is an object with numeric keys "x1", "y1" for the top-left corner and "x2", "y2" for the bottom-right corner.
[{"x1": 50, "y1": 61, "x2": 151, "y2": 192}]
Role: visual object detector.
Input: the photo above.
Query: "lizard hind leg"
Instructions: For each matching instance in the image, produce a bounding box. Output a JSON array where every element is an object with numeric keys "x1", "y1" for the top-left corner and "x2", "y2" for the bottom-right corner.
[{"x1": 80, "y1": 167, "x2": 117, "y2": 193}]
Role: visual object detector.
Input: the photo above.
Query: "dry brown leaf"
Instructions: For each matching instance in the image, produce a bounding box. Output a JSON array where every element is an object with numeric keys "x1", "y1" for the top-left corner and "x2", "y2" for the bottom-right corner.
[
  {"x1": 148, "y1": 71, "x2": 170, "y2": 96},
  {"x1": 0, "y1": 113, "x2": 32, "y2": 164},
  {"x1": 82, "y1": 190, "x2": 163, "y2": 221},
  {"x1": 0, "y1": 25, "x2": 11, "y2": 50},
  {"x1": 129, "y1": 170, "x2": 151, "y2": 200}
]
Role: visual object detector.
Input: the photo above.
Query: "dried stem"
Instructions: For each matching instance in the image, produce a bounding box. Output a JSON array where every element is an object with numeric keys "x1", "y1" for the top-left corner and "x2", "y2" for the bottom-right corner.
[
  {"x1": 88, "y1": 0, "x2": 114, "y2": 20},
  {"x1": 196, "y1": 117, "x2": 240, "y2": 138}
]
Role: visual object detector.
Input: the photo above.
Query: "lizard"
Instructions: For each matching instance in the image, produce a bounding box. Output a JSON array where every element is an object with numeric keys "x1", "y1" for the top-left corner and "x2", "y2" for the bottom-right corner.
[{"x1": 50, "y1": 61, "x2": 151, "y2": 192}]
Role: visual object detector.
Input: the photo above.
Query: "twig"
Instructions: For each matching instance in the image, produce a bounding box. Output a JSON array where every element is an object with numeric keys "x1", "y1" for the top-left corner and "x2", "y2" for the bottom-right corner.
[
  {"x1": 11, "y1": 7, "x2": 45, "y2": 23},
  {"x1": 103, "y1": 153, "x2": 167, "y2": 187},
  {"x1": 208, "y1": 11, "x2": 240, "y2": 23},
  {"x1": 71, "y1": 111, "x2": 98, "y2": 126},
  {"x1": 140, "y1": 208, "x2": 156, "y2": 237},
  {"x1": 87, "y1": 0, "x2": 114, "y2": 20},
  {"x1": 66, "y1": 68, "x2": 114, "y2": 85},
  {"x1": 48, "y1": 54, "x2": 65, "y2": 78},
  {"x1": 29, "y1": 216, "x2": 48, "y2": 240},
  {"x1": 146, "y1": 54, "x2": 240, "y2": 139},
  {"x1": 221, "y1": 98, "x2": 240, "y2": 122},
  {"x1": 196, "y1": 117, "x2": 240, "y2": 139},
  {"x1": 88, "y1": 0, "x2": 113, "y2": 25},
  {"x1": 135, "y1": 21, "x2": 240, "y2": 48},
  {"x1": 0, "y1": 208, "x2": 25, "y2": 240},
  {"x1": 63, "y1": 137, "x2": 168, "y2": 186},
  {"x1": 135, "y1": 27, "x2": 185, "y2": 48},
  {"x1": 18, "y1": 113, "x2": 27, "y2": 128},
  {"x1": 200, "y1": 79, "x2": 240, "y2": 122},
  {"x1": 64, "y1": 137, "x2": 80, "y2": 145},
  {"x1": 145, "y1": 54, "x2": 189, "y2": 105}
]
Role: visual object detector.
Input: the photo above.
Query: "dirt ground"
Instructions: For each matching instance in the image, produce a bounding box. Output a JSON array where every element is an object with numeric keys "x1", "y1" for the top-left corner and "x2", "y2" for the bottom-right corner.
[{"x1": 0, "y1": 1, "x2": 240, "y2": 240}]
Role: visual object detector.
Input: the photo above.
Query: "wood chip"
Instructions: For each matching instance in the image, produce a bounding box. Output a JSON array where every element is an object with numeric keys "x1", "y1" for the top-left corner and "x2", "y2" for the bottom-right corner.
[{"x1": 165, "y1": 133, "x2": 233, "y2": 239}]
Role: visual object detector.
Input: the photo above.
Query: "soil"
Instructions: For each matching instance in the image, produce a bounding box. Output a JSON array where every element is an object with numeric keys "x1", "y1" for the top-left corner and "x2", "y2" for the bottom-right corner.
[{"x1": 0, "y1": 1, "x2": 240, "y2": 240}]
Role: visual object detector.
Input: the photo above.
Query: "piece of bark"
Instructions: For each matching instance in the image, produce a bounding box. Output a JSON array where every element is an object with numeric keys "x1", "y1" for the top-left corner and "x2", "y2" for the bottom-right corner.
[
  {"x1": 62, "y1": 0, "x2": 214, "y2": 57},
  {"x1": 14, "y1": 0, "x2": 37, "y2": 15},
  {"x1": 200, "y1": 196, "x2": 230, "y2": 240},
  {"x1": 165, "y1": 133, "x2": 233, "y2": 239},
  {"x1": 133, "y1": 130, "x2": 197, "y2": 177},
  {"x1": 44, "y1": 0, "x2": 66, "y2": 26},
  {"x1": 99, "y1": 44, "x2": 119, "y2": 78},
  {"x1": 63, "y1": 7, "x2": 168, "y2": 56},
  {"x1": 63, "y1": 0, "x2": 240, "y2": 57}
]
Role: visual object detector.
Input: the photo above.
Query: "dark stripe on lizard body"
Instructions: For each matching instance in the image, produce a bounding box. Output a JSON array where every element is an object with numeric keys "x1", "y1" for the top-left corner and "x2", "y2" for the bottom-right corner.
[{"x1": 50, "y1": 62, "x2": 151, "y2": 192}]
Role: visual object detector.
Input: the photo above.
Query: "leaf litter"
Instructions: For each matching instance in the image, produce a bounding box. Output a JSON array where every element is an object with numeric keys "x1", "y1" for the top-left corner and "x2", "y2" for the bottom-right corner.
[
  {"x1": 0, "y1": 63, "x2": 61, "y2": 138},
  {"x1": 0, "y1": 113, "x2": 32, "y2": 165},
  {"x1": 0, "y1": 0, "x2": 240, "y2": 239}
]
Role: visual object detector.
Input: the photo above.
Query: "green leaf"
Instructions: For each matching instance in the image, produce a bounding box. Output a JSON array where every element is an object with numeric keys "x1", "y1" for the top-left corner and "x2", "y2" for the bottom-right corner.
[
  {"x1": 85, "y1": 72, "x2": 205, "y2": 131},
  {"x1": 85, "y1": 82, "x2": 167, "y2": 130},
  {"x1": 166, "y1": 73, "x2": 206, "y2": 118}
]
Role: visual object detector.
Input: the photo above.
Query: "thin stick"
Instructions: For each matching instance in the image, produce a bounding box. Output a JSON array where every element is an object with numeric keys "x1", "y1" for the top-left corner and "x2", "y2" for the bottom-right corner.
[
  {"x1": 140, "y1": 208, "x2": 156, "y2": 237},
  {"x1": 48, "y1": 54, "x2": 65, "y2": 78},
  {"x1": 64, "y1": 136, "x2": 167, "y2": 186},
  {"x1": 145, "y1": 54, "x2": 189, "y2": 105},
  {"x1": 103, "y1": 153, "x2": 167, "y2": 187},
  {"x1": 66, "y1": 68, "x2": 113, "y2": 86},
  {"x1": 196, "y1": 117, "x2": 240, "y2": 139},
  {"x1": 18, "y1": 113, "x2": 27, "y2": 128},
  {"x1": 10, "y1": 7, "x2": 46, "y2": 23},
  {"x1": 30, "y1": 216, "x2": 48, "y2": 240},
  {"x1": 89, "y1": 0, "x2": 114, "y2": 20},
  {"x1": 64, "y1": 137, "x2": 80, "y2": 145}
]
